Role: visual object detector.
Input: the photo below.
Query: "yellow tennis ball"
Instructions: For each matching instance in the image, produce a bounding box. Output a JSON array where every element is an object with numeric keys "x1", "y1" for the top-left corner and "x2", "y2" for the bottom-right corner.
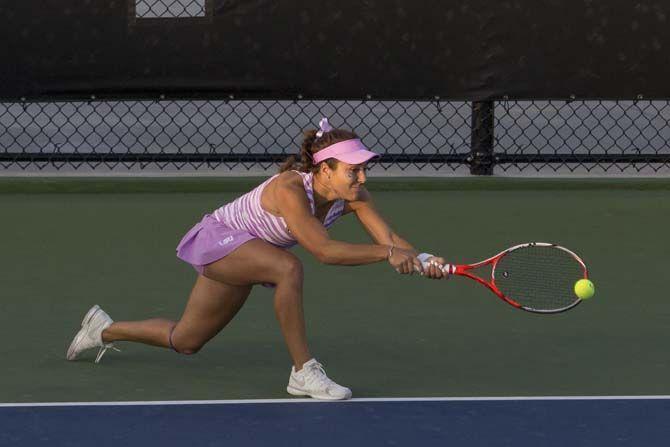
[{"x1": 574, "y1": 279, "x2": 595, "y2": 300}]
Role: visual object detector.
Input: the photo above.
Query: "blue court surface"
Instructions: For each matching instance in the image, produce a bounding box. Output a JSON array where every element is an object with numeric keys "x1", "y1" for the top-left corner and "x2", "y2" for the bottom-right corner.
[{"x1": 2, "y1": 396, "x2": 669, "y2": 446}]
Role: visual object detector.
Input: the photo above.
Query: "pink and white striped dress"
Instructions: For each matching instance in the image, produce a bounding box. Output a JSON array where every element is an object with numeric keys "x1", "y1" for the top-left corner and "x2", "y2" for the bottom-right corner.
[
  {"x1": 176, "y1": 171, "x2": 346, "y2": 274},
  {"x1": 212, "y1": 171, "x2": 345, "y2": 248}
]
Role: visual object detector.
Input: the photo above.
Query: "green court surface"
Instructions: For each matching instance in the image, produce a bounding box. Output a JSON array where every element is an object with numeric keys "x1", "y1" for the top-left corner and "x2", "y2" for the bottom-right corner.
[{"x1": 1, "y1": 177, "x2": 669, "y2": 403}]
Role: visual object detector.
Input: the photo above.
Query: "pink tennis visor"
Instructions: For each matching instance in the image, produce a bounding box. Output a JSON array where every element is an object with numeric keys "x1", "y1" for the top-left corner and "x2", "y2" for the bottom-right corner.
[{"x1": 312, "y1": 139, "x2": 380, "y2": 165}]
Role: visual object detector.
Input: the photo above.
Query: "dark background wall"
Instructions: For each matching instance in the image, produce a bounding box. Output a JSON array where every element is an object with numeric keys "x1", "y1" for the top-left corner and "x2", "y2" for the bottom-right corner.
[{"x1": 2, "y1": 0, "x2": 669, "y2": 100}]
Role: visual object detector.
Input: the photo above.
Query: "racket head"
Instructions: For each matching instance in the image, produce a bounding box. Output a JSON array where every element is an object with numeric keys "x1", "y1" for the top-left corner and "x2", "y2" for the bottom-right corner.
[{"x1": 490, "y1": 242, "x2": 588, "y2": 314}]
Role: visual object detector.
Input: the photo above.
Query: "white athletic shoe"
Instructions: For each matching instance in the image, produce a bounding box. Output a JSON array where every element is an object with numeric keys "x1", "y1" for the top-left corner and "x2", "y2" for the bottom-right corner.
[
  {"x1": 66, "y1": 305, "x2": 119, "y2": 363},
  {"x1": 286, "y1": 358, "x2": 352, "y2": 400}
]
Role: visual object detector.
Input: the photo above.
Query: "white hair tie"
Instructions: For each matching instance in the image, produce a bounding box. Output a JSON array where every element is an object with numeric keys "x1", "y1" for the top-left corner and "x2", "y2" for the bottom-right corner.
[{"x1": 315, "y1": 117, "x2": 333, "y2": 138}]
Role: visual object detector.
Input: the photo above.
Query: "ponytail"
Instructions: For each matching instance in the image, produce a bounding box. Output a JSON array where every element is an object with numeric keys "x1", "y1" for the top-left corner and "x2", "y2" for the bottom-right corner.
[{"x1": 279, "y1": 130, "x2": 318, "y2": 172}]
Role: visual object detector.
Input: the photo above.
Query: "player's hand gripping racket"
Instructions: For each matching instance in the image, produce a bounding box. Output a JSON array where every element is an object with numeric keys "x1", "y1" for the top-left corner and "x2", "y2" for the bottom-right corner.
[{"x1": 420, "y1": 242, "x2": 588, "y2": 314}]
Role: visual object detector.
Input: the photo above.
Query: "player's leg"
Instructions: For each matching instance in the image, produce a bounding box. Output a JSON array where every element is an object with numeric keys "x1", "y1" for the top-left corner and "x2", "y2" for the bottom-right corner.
[
  {"x1": 101, "y1": 275, "x2": 252, "y2": 354},
  {"x1": 201, "y1": 239, "x2": 351, "y2": 400},
  {"x1": 70, "y1": 237, "x2": 350, "y2": 399},
  {"x1": 102, "y1": 238, "x2": 308, "y2": 361},
  {"x1": 201, "y1": 239, "x2": 311, "y2": 368}
]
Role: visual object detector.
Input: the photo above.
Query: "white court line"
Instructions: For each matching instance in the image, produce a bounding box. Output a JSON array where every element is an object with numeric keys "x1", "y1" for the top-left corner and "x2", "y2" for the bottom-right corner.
[{"x1": 2, "y1": 395, "x2": 670, "y2": 408}]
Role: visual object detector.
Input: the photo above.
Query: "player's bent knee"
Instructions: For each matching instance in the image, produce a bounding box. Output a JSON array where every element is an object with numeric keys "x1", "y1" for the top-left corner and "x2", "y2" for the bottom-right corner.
[
  {"x1": 276, "y1": 254, "x2": 303, "y2": 284},
  {"x1": 178, "y1": 346, "x2": 200, "y2": 355},
  {"x1": 171, "y1": 341, "x2": 202, "y2": 355},
  {"x1": 168, "y1": 326, "x2": 203, "y2": 355}
]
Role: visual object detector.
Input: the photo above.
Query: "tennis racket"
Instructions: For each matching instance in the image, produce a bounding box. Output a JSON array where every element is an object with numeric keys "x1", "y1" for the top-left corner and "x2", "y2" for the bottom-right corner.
[{"x1": 420, "y1": 242, "x2": 588, "y2": 314}]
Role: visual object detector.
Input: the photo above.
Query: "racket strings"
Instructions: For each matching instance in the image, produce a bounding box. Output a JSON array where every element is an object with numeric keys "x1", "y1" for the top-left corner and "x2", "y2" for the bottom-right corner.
[{"x1": 493, "y1": 246, "x2": 584, "y2": 312}]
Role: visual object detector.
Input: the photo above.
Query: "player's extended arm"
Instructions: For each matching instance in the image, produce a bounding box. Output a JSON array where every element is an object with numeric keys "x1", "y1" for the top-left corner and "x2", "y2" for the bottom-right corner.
[
  {"x1": 275, "y1": 181, "x2": 389, "y2": 265},
  {"x1": 346, "y1": 188, "x2": 417, "y2": 253},
  {"x1": 348, "y1": 188, "x2": 448, "y2": 278}
]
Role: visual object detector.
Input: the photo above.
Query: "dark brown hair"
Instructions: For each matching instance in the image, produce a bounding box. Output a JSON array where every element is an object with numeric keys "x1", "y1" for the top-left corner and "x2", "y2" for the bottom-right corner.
[{"x1": 279, "y1": 127, "x2": 358, "y2": 173}]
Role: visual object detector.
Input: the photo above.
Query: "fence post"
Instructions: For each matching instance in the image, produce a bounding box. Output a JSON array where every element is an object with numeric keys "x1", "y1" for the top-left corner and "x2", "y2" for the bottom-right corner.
[{"x1": 470, "y1": 100, "x2": 495, "y2": 175}]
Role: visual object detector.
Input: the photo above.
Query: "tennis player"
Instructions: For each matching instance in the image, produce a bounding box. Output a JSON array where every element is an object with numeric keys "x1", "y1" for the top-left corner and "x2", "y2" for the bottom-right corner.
[{"x1": 66, "y1": 118, "x2": 448, "y2": 400}]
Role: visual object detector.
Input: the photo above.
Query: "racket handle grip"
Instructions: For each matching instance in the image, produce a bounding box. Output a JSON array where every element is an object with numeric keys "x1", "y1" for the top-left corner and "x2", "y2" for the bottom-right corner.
[{"x1": 415, "y1": 259, "x2": 454, "y2": 274}]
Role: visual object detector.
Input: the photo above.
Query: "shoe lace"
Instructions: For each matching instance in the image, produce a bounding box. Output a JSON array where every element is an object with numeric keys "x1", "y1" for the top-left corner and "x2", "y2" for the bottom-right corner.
[
  {"x1": 303, "y1": 361, "x2": 334, "y2": 389},
  {"x1": 95, "y1": 343, "x2": 121, "y2": 364}
]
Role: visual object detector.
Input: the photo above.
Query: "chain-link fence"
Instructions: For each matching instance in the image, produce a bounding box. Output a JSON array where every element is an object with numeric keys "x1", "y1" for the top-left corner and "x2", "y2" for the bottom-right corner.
[
  {"x1": 1, "y1": 98, "x2": 669, "y2": 175},
  {"x1": 135, "y1": 0, "x2": 207, "y2": 18},
  {"x1": 495, "y1": 100, "x2": 670, "y2": 175}
]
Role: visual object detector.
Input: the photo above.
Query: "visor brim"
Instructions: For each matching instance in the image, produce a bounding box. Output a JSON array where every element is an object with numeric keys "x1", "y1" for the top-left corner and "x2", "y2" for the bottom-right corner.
[{"x1": 332, "y1": 150, "x2": 380, "y2": 165}]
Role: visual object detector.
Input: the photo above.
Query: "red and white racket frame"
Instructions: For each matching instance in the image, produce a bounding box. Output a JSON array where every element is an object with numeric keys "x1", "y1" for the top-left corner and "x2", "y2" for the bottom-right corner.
[{"x1": 428, "y1": 242, "x2": 589, "y2": 314}]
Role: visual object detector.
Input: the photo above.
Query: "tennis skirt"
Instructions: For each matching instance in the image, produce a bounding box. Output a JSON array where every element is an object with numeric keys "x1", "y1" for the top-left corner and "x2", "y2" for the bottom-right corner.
[{"x1": 176, "y1": 214, "x2": 257, "y2": 275}]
